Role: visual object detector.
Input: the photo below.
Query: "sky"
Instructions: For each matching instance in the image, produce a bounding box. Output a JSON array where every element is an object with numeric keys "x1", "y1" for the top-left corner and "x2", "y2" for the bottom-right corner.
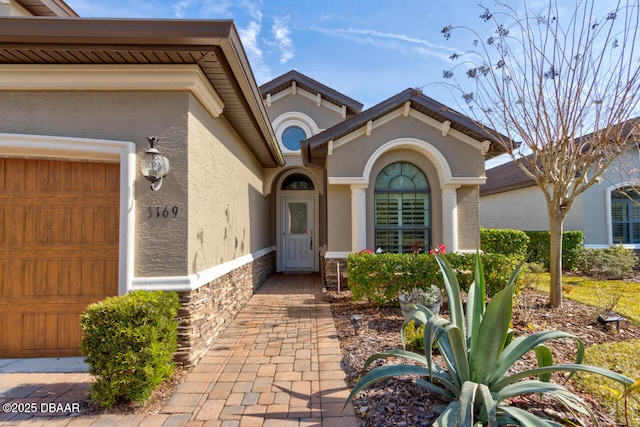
[
  {"x1": 65, "y1": 0, "x2": 490, "y2": 110},
  {"x1": 64, "y1": 1, "x2": 629, "y2": 168}
]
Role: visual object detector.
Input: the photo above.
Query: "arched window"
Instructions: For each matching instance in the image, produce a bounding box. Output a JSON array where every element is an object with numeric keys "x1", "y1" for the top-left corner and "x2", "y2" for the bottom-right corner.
[
  {"x1": 281, "y1": 125, "x2": 307, "y2": 151},
  {"x1": 611, "y1": 186, "x2": 640, "y2": 244},
  {"x1": 281, "y1": 173, "x2": 314, "y2": 190},
  {"x1": 374, "y1": 162, "x2": 430, "y2": 253}
]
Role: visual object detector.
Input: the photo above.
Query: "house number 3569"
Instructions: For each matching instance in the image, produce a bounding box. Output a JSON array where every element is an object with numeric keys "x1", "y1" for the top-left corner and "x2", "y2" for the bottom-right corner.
[{"x1": 147, "y1": 206, "x2": 179, "y2": 219}]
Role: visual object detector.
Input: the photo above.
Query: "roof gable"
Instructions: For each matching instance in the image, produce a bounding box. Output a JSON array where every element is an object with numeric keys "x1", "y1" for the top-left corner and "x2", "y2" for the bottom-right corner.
[
  {"x1": 302, "y1": 88, "x2": 511, "y2": 167},
  {"x1": 260, "y1": 70, "x2": 363, "y2": 118}
]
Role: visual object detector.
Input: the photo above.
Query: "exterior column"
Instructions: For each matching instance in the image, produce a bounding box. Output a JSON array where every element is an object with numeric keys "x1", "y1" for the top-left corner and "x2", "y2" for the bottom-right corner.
[
  {"x1": 442, "y1": 185, "x2": 459, "y2": 252},
  {"x1": 350, "y1": 184, "x2": 368, "y2": 252}
]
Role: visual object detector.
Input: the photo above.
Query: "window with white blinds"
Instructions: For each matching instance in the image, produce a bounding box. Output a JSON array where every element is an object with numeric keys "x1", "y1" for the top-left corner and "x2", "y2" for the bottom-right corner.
[
  {"x1": 374, "y1": 162, "x2": 430, "y2": 253},
  {"x1": 611, "y1": 187, "x2": 640, "y2": 244}
]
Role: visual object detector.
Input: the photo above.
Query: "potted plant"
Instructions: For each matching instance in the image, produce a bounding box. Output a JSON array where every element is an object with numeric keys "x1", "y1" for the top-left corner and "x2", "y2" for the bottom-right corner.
[{"x1": 399, "y1": 285, "x2": 442, "y2": 320}]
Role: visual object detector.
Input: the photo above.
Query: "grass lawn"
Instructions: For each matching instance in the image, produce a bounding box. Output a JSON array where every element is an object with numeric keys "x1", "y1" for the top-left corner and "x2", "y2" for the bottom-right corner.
[{"x1": 526, "y1": 273, "x2": 640, "y2": 425}]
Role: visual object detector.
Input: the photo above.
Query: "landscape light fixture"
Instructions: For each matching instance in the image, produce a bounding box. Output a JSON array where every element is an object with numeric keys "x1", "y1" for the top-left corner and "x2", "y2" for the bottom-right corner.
[{"x1": 140, "y1": 136, "x2": 170, "y2": 191}]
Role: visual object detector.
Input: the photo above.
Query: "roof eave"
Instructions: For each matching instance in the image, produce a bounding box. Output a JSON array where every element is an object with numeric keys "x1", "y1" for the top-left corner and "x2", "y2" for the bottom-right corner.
[{"x1": 0, "y1": 17, "x2": 284, "y2": 168}]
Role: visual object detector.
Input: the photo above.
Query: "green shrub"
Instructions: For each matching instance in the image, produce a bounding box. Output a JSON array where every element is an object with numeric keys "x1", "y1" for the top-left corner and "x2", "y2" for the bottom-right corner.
[
  {"x1": 347, "y1": 252, "x2": 440, "y2": 307},
  {"x1": 448, "y1": 252, "x2": 525, "y2": 297},
  {"x1": 404, "y1": 320, "x2": 425, "y2": 352},
  {"x1": 80, "y1": 290, "x2": 180, "y2": 408},
  {"x1": 480, "y1": 227, "x2": 529, "y2": 259},
  {"x1": 347, "y1": 251, "x2": 523, "y2": 306},
  {"x1": 525, "y1": 230, "x2": 584, "y2": 270},
  {"x1": 575, "y1": 245, "x2": 639, "y2": 279}
]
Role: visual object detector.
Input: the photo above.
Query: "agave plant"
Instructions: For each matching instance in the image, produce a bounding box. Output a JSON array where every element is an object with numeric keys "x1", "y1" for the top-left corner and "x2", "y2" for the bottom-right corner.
[{"x1": 346, "y1": 253, "x2": 636, "y2": 426}]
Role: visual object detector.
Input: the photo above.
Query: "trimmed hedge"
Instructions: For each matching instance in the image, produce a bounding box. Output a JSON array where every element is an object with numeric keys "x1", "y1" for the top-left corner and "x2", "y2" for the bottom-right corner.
[
  {"x1": 525, "y1": 230, "x2": 584, "y2": 270},
  {"x1": 347, "y1": 252, "x2": 523, "y2": 307},
  {"x1": 80, "y1": 290, "x2": 180, "y2": 408},
  {"x1": 480, "y1": 227, "x2": 529, "y2": 259}
]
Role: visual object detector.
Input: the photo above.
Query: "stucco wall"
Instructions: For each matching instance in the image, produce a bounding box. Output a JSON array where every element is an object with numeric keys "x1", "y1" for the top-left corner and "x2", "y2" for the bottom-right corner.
[
  {"x1": 456, "y1": 186, "x2": 480, "y2": 250},
  {"x1": 480, "y1": 185, "x2": 583, "y2": 233},
  {"x1": 265, "y1": 91, "x2": 346, "y2": 131},
  {"x1": 0, "y1": 89, "x2": 190, "y2": 277},
  {"x1": 579, "y1": 150, "x2": 640, "y2": 246},
  {"x1": 329, "y1": 115, "x2": 484, "y2": 179},
  {"x1": 326, "y1": 184, "x2": 352, "y2": 251},
  {"x1": 187, "y1": 96, "x2": 272, "y2": 274}
]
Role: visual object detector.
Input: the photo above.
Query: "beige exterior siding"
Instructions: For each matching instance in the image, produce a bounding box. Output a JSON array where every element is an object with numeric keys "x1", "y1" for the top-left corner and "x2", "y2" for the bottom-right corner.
[
  {"x1": 265, "y1": 90, "x2": 346, "y2": 131},
  {"x1": 456, "y1": 186, "x2": 481, "y2": 250},
  {"x1": 187, "y1": 95, "x2": 272, "y2": 275},
  {"x1": 326, "y1": 184, "x2": 353, "y2": 251},
  {"x1": 329, "y1": 116, "x2": 484, "y2": 179}
]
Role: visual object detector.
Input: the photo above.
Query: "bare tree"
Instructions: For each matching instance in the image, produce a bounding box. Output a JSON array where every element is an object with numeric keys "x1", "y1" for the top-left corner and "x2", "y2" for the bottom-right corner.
[{"x1": 441, "y1": 0, "x2": 640, "y2": 307}]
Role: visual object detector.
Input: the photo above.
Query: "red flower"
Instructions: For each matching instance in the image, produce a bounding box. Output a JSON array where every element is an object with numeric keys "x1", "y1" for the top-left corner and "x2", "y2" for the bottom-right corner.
[
  {"x1": 358, "y1": 249, "x2": 375, "y2": 255},
  {"x1": 429, "y1": 244, "x2": 447, "y2": 255}
]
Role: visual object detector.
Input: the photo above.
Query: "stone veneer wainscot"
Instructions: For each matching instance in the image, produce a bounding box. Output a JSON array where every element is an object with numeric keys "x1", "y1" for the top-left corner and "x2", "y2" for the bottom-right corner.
[{"x1": 174, "y1": 251, "x2": 275, "y2": 367}]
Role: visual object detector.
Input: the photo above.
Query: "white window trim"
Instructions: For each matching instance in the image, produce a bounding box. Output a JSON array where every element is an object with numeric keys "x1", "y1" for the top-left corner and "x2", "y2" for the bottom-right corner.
[
  {"x1": 605, "y1": 181, "x2": 640, "y2": 248},
  {"x1": 272, "y1": 112, "x2": 322, "y2": 154}
]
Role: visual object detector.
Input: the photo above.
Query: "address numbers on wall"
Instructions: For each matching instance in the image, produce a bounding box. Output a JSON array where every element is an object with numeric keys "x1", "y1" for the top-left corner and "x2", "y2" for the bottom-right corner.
[{"x1": 147, "y1": 206, "x2": 179, "y2": 219}]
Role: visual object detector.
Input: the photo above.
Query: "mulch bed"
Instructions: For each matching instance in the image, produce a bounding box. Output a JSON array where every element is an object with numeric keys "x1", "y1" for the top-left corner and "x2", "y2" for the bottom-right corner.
[{"x1": 328, "y1": 286, "x2": 640, "y2": 426}]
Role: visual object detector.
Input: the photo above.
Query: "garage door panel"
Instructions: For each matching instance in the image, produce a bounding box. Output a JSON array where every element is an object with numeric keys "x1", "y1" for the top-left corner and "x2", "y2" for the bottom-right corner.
[
  {"x1": 24, "y1": 206, "x2": 119, "y2": 245},
  {"x1": 0, "y1": 158, "x2": 119, "y2": 358},
  {"x1": 22, "y1": 312, "x2": 81, "y2": 353},
  {"x1": 21, "y1": 258, "x2": 118, "y2": 297}
]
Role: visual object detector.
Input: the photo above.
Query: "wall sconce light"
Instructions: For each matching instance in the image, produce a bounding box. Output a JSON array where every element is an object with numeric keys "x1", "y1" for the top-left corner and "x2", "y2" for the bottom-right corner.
[{"x1": 140, "y1": 136, "x2": 170, "y2": 191}]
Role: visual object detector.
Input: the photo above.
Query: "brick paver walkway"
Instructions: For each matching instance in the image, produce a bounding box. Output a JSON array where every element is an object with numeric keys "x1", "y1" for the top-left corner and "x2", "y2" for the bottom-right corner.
[{"x1": 0, "y1": 274, "x2": 358, "y2": 426}]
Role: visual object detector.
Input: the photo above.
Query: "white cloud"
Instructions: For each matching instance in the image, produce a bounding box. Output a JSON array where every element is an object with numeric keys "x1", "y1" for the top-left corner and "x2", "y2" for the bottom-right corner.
[
  {"x1": 200, "y1": 0, "x2": 234, "y2": 17},
  {"x1": 238, "y1": 20, "x2": 271, "y2": 83},
  {"x1": 240, "y1": 0, "x2": 262, "y2": 21},
  {"x1": 172, "y1": 0, "x2": 196, "y2": 18},
  {"x1": 271, "y1": 15, "x2": 294, "y2": 64},
  {"x1": 313, "y1": 27, "x2": 456, "y2": 61}
]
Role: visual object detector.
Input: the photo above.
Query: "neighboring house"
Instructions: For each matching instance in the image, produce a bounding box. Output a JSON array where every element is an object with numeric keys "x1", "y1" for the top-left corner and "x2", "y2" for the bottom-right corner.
[
  {"x1": 480, "y1": 134, "x2": 640, "y2": 249},
  {"x1": 0, "y1": 1, "x2": 507, "y2": 364},
  {"x1": 260, "y1": 71, "x2": 507, "y2": 284}
]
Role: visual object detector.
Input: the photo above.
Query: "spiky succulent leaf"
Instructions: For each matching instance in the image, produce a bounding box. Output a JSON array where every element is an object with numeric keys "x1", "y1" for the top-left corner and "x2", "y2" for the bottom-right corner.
[
  {"x1": 467, "y1": 251, "x2": 486, "y2": 375},
  {"x1": 533, "y1": 345, "x2": 553, "y2": 383},
  {"x1": 490, "y1": 331, "x2": 583, "y2": 386},
  {"x1": 473, "y1": 281, "x2": 515, "y2": 383},
  {"x1": 493, "y1": 364, "x2": 635, "y2": 391},
  {"x1": 458, "y1": 382, "x2": 479, "y2": 425},
  {"x1": 434, "y1": 254, "x2": 466, "y2": 334},
  {"x1": 497, "y1": 405, "x2": 563, "y2": 426}
]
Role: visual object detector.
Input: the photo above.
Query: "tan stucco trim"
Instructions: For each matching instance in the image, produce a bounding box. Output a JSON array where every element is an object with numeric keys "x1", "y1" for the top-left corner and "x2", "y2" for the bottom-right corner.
[
  {"x1": 327, "y1": 138, "x2": 486, "y2": 187},
  {"x1": 0, "y1": 132, "x2": 136, "y2": 296},
  {"x1": 331, "y1": 108, "x2": 488, "y2": 154},
  {"x1": 0, "y1": 64, "x2": 225, "y2": 117},
  {"x1": 267, "y1": 85, "x2": 346, "y2": 116}
]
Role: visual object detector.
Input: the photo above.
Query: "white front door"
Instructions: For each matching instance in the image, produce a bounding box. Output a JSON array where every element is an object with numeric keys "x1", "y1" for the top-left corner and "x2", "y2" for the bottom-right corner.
[{"x1": 283, "y1": 198, "x2": 314, "y2": 270}]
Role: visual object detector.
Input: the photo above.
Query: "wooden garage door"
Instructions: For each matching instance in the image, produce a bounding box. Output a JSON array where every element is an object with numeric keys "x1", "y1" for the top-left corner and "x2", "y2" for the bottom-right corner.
[{"x1": 0, "y1": 158, "x2": 119, "y2": 358}]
